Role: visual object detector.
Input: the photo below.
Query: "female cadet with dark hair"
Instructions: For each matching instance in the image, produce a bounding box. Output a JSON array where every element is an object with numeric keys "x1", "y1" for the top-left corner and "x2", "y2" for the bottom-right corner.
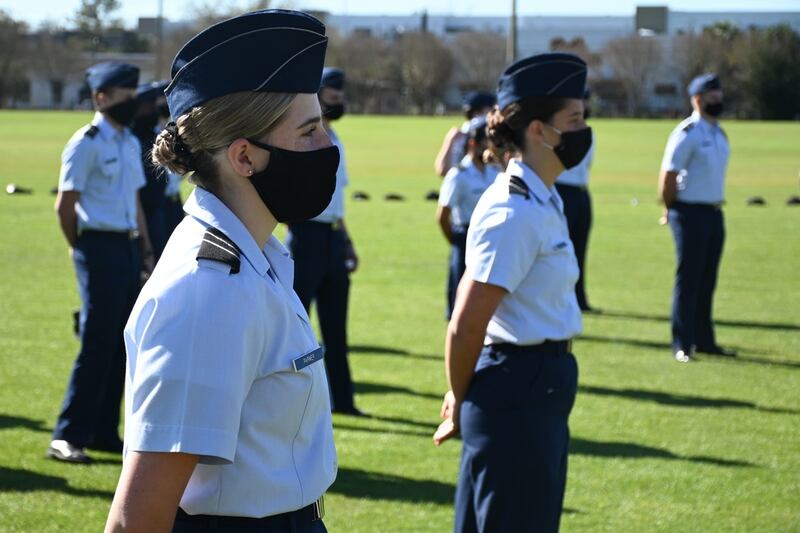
[
  {"x1": 105, "y1": 10, "x2": 337, "y2": 533},
  {"x1": 433, "y1": 53, "x2": 590, "y2": 533}
]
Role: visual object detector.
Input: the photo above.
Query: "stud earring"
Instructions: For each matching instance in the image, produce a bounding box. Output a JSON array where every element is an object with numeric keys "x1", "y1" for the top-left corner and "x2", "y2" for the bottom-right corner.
[{"x1": 248, "y1": 169, "x2": 254, "y2": 176}]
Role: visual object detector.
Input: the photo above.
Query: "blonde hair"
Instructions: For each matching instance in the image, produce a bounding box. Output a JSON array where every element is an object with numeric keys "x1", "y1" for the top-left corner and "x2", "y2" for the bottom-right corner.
[{"x1": 152, "y1": 91, "x2": 296, "y2": 190}]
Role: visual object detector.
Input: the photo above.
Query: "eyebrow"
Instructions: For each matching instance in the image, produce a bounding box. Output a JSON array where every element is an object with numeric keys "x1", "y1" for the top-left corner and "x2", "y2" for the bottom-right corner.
[{"x1": 296, "y1": 115, "x2": 322, "y2": 130}]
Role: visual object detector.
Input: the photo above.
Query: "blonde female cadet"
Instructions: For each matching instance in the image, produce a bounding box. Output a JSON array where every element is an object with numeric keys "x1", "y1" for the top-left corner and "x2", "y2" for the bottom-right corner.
[{"x1": 105, "y1": 10, "x2": 338, "y2": 532}]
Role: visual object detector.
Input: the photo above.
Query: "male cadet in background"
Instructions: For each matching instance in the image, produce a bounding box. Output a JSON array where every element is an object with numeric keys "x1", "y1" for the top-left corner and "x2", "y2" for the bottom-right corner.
[
  {"x1": 286, "y1": 67, "x2": 365, "y2": 416},
  {"x1": 131, "y1": 80, "x2": 170, "y2": 260},
  {"x1": 434, "y1": 91, "x2": 496, "y2": 178},
  {"x1": 659, "y1": 73, "x2": 735, "y2": 363},
  {"x1": 555, "y1": 87, "x2": 597, "y2": 312},
  {"x1": 49, "y1": 62, "x2": 154, "y2": 463}
]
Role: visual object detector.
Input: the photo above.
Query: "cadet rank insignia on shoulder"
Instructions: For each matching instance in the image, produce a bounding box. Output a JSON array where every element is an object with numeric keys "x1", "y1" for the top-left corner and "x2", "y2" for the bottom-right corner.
[
  {"x1": 197, "y1": 227, "x2": 241, "y2": 274},
  {"x1": 509, "y1": 175, "x2": 530, "y2": 199},
  {"x1": 84, "y1": 125, "x2": 100, "y2": 139}
]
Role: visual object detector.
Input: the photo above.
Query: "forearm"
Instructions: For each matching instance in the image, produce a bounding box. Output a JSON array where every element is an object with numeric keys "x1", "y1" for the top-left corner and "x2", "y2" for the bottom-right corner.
[
  {"x1": 445, "y1": 320, "x2": 485, "y2": 403},
  {"x1": 136, "y1": 197, "x2": 153, "y2": 254},
  {"x1": 659, "y1": 171, "x2": 678, "y2": 207},
  {"x1": 55, "y1": 191, "x2": 79, "y2": 248},
  {"x1": 436, "y1": 207, "x2": 453, "y2": 243}
]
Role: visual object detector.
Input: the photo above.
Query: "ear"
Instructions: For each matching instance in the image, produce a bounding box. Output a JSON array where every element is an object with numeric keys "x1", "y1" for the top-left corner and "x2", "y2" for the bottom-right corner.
[
  {"x1": 526, "y1": 119, "x2": 546, "y2": 147},
  {"x1": 226, "y1": 139, "x2": 261, "y2": 178}
]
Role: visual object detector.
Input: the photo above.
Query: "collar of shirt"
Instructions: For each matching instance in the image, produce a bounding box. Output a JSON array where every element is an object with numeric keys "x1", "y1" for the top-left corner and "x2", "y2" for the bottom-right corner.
[
  {"x1": 184, "y1": 187, "x2": 272, "y2": 277},
  {"x1": 691, "y1": 111, "x2": 720, "y2": 135},
  {"x1": 91, "y1": 111, "x2": 127, "y2": 141},
  {"x1": 506, "y1": 158, "x2": 561, "y2": 210}
]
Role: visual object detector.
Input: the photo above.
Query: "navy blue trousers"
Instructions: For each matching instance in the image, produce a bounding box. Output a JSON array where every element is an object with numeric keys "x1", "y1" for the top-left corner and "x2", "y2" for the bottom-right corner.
[
  {"x1": 286, "y1": 221, "x2": 354, "y2": 411},
  {"x1": 668, "y1": 202, "x2": 725, "y2": 352},
  {"x1": 455, "y1": 343, "x2": 578, "y2": 533},
  {"x1": 446, "y1": 227, "x2": 468, "y2": 320},
  {"x1": 555, "y1": 184, "x2": 592, "y2": 310},
  {"x1": 53, "y1": 231, "x2": 140, "y2": 446}
]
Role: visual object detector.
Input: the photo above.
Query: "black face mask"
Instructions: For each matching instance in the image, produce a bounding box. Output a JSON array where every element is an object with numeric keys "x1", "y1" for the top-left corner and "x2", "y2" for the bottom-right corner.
[
  {"x1": 704, "y1": 101, "x2": 724, "y2": 117},
  {"x1": 544, "y1": 124, "x2": 593, "y2": 170},
  {"x1": 246, "y1": 139, "x2": 339, "y2": 223},
  {"x1": 102, "y1": 98, "x2": 138, "y2": 126},
  {"x1": 132, "y1": 112, "x2": 159, "y2": 136},
  {"x1": 158, "y1": 103, "x2": 171, "y2": 120},
  {"x1": 322, "y1": 102, "x2": 345, "y2": 121}
]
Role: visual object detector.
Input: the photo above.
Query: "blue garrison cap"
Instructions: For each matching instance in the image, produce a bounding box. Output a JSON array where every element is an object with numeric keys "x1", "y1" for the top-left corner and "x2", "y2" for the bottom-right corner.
[
  {"x1": 136, "y1": 80, "x2": 169, "y2": 102},
  {"x1": 687, "y1": 73, "x2": 721, "y2": 96},
  {"x1": 86, "y1": 62, "x2": 139, "y2": 92},
  {"x1": 497, "y1": 53, "x2": 587, "y2": 110},
  {"x1": 467, "y1": 115, "x2": 488, "y2": 140},
  {"x1": 321, "y1": 67, "x2": 345, "y2": 90},
  {"x1": 463, "y1": 91, "x2": 496, "y2": 112},
  {"x1": 166, "y1": 9, "x2": 328, "y2": 119},
  {"x1": 583, "y1": 86, "x2": 592, "y2": 100}
]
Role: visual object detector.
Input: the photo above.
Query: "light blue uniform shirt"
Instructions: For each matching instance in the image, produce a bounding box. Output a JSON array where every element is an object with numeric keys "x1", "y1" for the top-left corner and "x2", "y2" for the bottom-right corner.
[
  {"x1": 466, "y1": 159, "x2": 582, "y2": 346},
  {"x1": 124, "y1": 187, "x2": 337, "y2": 517},
  {"x1": 555, "y1": 131, "x2": 595, "y2": 187},
  {"x1": 661, "y1": 112, "x2": 730, "y2": 204},
  {"x1": 313, "y1": 126, "x2": 348, "y2": 223},
  {"x1": 439, "y1": 156, "x2": 500, "y2": 228},
  {"x1": 58, "y1": 112, "x2": 146, "y2": 232}
]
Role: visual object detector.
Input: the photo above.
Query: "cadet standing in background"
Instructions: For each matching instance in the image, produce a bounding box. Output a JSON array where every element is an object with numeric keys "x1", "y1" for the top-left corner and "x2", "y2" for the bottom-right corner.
[
  {"x1": 131, "y1": 80, "x2": 170, "y2": 260},
  {"x1": 659, "y1": 73, "x2": 736, "y2": 363},
  {"x1": 434, "y1": 91, "x2": 496, "y2": 178},
  {"x1": 49, "y1": 62, "x2": 153, "y2": 464},
  {"x1": 286, "y1": 67, "x2": 364, "y2": 416},
  {"x1": 436, "y1": 115, "x2": 501, "y2": 319},
  {"x1": 555, "y1": 87, "x2": 597, "y2": 312}
]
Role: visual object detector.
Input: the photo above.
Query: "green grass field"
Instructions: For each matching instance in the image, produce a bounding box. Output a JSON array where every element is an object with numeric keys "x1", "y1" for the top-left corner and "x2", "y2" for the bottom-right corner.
[{"x1": 0, "y1": 111, "x2": 798, "y2": 532}]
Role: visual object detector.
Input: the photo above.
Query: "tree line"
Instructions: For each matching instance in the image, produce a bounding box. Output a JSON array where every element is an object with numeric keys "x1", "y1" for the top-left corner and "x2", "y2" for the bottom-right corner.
[{"x1": 1, "y1": 1, "x2": 798, "y2": 119}]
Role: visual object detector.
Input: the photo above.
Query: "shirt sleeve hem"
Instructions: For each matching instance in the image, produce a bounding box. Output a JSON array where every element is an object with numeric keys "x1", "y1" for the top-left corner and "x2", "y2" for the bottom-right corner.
[{"x1": 125, "y1": 423, "x2": 237, "y2": 465}]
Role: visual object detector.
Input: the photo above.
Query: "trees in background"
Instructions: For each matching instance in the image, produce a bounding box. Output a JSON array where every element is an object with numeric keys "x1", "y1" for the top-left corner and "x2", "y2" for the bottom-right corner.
[{"x1": 603, "y1": 34, "x2": 663, "y2": 115}]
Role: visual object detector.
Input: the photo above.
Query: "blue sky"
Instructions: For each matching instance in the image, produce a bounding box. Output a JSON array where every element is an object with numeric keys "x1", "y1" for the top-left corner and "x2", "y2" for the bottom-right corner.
[{"x1": 2, "y1": 0, "x2": 798, "y2": 28}]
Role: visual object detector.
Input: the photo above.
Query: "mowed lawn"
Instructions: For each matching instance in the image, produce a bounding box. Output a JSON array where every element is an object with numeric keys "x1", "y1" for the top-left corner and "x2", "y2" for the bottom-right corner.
[{"x1": 0, "y1": 110, "x2": 798, "y2": 532}]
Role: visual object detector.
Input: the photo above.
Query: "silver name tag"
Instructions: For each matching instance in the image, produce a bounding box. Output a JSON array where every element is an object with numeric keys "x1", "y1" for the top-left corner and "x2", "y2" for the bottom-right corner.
[{"x1": 292, "y1": 346, "x2": 325, "y2": 372}]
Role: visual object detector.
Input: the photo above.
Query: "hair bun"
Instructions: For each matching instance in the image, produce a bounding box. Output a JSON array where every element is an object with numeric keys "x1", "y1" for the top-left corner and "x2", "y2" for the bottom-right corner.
[{"x1": 152, "y1": 121, "x2": 194, "y2": 175}]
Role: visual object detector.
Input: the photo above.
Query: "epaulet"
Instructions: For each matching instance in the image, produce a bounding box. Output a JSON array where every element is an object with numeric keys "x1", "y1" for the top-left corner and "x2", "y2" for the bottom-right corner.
[
  {"x1": 197, "y1": 227, "x2": 241, "y2": 274},
  {"x1": 508, "y1": 175, "x2": 530, "y2": 199},
  {"x1": 681, "y1": 121, "x2": 696, "y2": 133},
  {"x1": 83, "y1": 125, "x2": 99, "y2": 139},
  {"x1": 719, "y1": 126, "x2": 728, "y2": 139}
]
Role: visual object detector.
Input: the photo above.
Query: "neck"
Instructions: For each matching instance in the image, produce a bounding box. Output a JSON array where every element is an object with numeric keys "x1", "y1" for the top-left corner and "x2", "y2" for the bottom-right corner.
[
  {"x1": 101, "y1": 113, "x2": 126, "y2": 133},
  {"x1": 521, "y1": 150, "x2": 561, "y2": 188},
  {"x1": 471, "y1": 152, "x2": 485, "y2": 171},
  {"x1": 215, "y1": 177, "x2": 277, "y2": 249}
]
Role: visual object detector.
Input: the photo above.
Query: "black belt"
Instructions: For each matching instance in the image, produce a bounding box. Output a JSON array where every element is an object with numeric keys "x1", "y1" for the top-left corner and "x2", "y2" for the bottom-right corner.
[
  {"x1": 671, "y1": 201, "x2": 723, "y2": 211},
  {"x1": 556, "y1": 183, "x2": 588, "y2": 192},
  {"x1": 80, "y1": 228, "x2": 139, "y2": 240},
  {"x1": 175, "y1": 498, "x2": 324, "y2": 529},
  {"x1": 489, "y1": 339, "x2": 571, "y2": 357}
]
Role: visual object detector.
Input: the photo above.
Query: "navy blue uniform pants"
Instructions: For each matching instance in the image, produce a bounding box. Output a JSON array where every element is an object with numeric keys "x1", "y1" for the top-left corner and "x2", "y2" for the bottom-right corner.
[
  {"x1": 668, "y1": 202, "x2": 725, "y2": 352},
  {"x1": 53, "y1": 231, "x2": 140, "y2": 446},
  {"x1": 446, "y1": 226, "x2": 468, "y2": 319},
  {"x1": 287, "y1": 221, "x2": 354, "y2": 411},
  {"x1": 455, "y1": 342, "x2": 578, "y2": 533},
  {"x1": 555, "y1": 184, "x2": 593, "y2": 310}
]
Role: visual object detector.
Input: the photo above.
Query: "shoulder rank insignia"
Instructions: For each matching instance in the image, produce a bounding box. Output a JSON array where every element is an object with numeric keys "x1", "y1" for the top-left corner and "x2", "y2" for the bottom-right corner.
[
  {"x1": 509, "y1": 175, "x2": 530, "y2": 199},
  {"x1": 719, "y1": 127, "x2": 728, "y2": 140},
  {"x1": 84, "y1": 125, "x2": 99, "y2": 139},
  {"x1": 682, "y1": 122, "x2": 695, "y2": 133},
  {"x1": 197, "y1": 227, "x2": 241, "y2": 274}
]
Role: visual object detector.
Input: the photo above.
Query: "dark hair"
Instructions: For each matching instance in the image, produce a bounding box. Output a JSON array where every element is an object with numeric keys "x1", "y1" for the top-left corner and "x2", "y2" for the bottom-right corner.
[{"x1": 486, "y1": 96, "x2": 569, "y2": 153}]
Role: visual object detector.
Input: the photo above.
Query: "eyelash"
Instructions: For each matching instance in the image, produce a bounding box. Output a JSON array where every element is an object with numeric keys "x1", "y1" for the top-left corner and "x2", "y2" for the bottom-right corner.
[{"x1": 303, "y1": 126, "x2": 316, "y2": 137}]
